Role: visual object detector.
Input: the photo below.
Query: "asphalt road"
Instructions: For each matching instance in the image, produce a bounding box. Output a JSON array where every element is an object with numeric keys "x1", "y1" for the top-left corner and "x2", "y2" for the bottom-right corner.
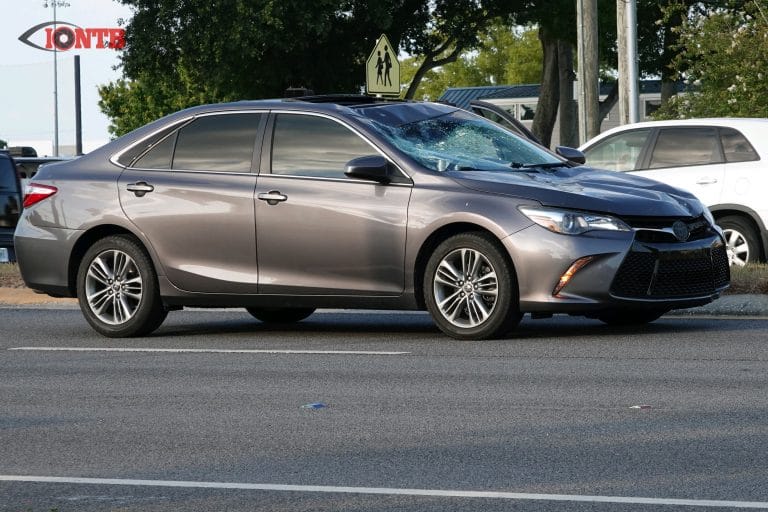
[{"x1": 1, "y1": 307, "x2": 768, "y2": 511}]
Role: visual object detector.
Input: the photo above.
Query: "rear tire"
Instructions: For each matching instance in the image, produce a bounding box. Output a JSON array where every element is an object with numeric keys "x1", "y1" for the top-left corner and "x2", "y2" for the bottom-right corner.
[
  {"x1": 424, "y1": 232, "x2": 522, "y2": 340},
  {"x1": 246, "y1": 307, "x2": 315, "y2": 323},
  {"x1": 77, "y1": 235, "x2": 167, "y2": 337}
]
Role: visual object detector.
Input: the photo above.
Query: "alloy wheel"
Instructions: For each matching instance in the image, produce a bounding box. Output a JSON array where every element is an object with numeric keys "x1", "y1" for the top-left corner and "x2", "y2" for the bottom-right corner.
[
  {"x1": 85, "y1": 249, "x2": 144, "y2": 325},
  {"x1": 433, "y1": 247, "x2": 499, "y2": 328},
  {"x1": 723, "y1": 228, "x2": 750, "y2": 267}
]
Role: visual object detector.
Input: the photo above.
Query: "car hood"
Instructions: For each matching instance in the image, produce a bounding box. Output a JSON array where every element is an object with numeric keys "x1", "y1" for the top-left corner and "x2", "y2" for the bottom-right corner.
[{"x1": 447, "y1": 165, "x2": 705, "y2": 218}]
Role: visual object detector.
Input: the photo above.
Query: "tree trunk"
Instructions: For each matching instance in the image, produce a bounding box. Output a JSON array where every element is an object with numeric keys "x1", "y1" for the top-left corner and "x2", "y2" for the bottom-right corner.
[
  {"x1": 660, "y1": 81, "x2": 677, "y2": 104},
  {"x1": 404, "y1": 39, "x2": 463, "y2": 100},
  {"x1": 660, "y1": 11, "x2": 682, "y2": 105},
  {"x1": 557, "y1": 40, "x2": 578, "y2": 148},
  {"x1": 532, "y1": 27, "x2": 560, "y2": 148}
]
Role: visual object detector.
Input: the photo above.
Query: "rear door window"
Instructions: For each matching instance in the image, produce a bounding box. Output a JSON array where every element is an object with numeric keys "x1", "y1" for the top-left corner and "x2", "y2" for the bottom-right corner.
[
  {"x1": 648, "y1": 127, "x2": 721, "y2": 168},
  {"x1": 131, "y1": 113, "x2": 263, "y2": 172}
]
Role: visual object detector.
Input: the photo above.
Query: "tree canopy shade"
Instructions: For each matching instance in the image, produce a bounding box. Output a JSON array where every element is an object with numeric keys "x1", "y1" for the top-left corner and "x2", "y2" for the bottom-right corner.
[
  {"x1": 400, "y1": 24, "x2": 543, "y2": 102},
  {"x1": 654, "y1": 1, "x2": 768, "y2": 119},
  {"x1": 101, "y1": 0, "x2": 522, "y2": 136},
  {"x1": 99, "y1": 0, "x2": 729, "y2": 142}
]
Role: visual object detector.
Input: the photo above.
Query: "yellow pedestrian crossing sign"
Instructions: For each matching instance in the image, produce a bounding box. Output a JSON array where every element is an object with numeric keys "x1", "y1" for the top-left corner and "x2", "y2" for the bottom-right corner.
[{"x1": 366, "y1": 34, "x2": 400, "y2": 96}]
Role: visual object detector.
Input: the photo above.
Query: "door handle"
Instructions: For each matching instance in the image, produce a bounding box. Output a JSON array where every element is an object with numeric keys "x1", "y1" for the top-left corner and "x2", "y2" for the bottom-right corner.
[
  {"x1": 257, "y1": 190, "x2": 288, "y2": 205},
  {"x1": 695, "y1": 177, "x2": 718, "y2": 185},
  {"x1": 126, "y1": 181, "x2": 155, "y2": 197}
]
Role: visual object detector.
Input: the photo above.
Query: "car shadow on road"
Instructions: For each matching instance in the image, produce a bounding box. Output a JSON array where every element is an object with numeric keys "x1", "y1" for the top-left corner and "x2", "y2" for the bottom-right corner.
[{"x1": 148, "y1": 310, "x2": 726, "y2": 340}]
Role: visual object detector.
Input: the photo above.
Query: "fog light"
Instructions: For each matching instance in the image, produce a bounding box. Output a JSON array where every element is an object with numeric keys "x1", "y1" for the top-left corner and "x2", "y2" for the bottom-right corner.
[{"x1": 553, "y1": 256, "x2": 596, "y2": 296}]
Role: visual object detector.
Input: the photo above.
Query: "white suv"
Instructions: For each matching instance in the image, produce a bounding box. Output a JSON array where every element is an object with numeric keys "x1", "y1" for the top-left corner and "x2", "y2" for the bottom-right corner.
[{"x1": 580, "y1": 118, "x2": 768, "y2": 266}]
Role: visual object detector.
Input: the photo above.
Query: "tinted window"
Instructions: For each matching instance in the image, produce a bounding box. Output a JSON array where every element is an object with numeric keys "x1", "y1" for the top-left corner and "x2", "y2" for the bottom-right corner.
[
  {"x1": 120, "y1": 120, "x2": 188, "y2": 167},
  {"x1": 649, "y1": 127, "x2": 721, "y2": 168},
  {"x1": 172, "y1": 113, "x2": 261, "y2": 173},
  {"x1": 0, "y1": 158, "x2": 17, "y2": 190},
  {"x1": 271, "y1": 114, "x2": 374, "y2": 178},
  {"x1": 583, "y1": 129, "x2": 651, "y2": 171},
  {"x1": 133, "y1": 133, "x2": 176, "y2": 169},
  {"x1": 720, "y1": 127, "x2": 758, "y2": 163}
]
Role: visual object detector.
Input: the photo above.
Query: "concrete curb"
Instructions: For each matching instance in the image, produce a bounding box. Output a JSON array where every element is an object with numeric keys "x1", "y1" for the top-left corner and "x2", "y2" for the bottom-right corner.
[{"x1": 0, "y1": 287, "x2": 766, "y2": 317}]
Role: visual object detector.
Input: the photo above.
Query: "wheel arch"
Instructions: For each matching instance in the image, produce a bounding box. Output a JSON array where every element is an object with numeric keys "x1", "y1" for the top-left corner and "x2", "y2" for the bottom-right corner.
[
  {"x1": 67, "y1": 225, "x2": 154, "y2": 296},
  {"x1": 710, "y1": 204, "x2": 767, "y2": 261},
  {"x1": 412, "y1": 222, "x2": 517, "y2": 309}
]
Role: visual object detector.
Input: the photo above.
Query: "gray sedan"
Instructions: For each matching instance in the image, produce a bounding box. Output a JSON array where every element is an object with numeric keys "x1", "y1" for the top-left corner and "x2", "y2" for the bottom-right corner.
[{"x1": 14, "y1": 97, "x2": 729, "y2": 339}]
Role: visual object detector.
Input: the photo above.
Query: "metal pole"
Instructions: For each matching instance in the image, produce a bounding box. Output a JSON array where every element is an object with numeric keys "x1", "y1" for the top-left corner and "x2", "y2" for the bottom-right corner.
[
  {"x1": 75, "y1": 55, "x2": 82, "y2": 155},
  {"x1": 577, "y1": 0, "x2": 587, "y2": 143},
  {"x1": 53, "y1": 1, "x2": 59, "y2": 156}
]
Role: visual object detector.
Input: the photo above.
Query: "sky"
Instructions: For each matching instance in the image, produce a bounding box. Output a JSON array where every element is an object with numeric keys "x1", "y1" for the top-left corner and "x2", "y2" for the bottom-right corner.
[{"x1": 0, "y1": 0, "x2": 133, "y2": 155}]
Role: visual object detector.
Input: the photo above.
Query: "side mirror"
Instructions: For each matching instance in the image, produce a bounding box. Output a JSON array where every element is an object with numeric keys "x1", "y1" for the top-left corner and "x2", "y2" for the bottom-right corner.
[
  {"x1": 555, "y1": 146, "x2": 586, "y2": 165},
  {"x1": 344, "y1": 155, "x2": 392, "y2": 184}
]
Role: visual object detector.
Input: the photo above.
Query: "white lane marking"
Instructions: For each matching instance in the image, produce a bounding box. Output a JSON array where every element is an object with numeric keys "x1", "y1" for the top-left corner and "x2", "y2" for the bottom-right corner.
[
  {"x1": 8, "y1": 347, "x2": 409, "y2": 355},
  {"x1": 1, "y1": 475, "x2": 767, "y2": 508}
]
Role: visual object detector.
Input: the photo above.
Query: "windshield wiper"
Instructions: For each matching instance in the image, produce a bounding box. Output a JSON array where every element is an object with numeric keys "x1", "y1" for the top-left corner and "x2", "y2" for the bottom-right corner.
[
  {"x1": 455, "y1": 164, "x2": 530, "y2": 173},
  {"x1": 509, "y1": 162, "x2": 565, "y2": 170}
]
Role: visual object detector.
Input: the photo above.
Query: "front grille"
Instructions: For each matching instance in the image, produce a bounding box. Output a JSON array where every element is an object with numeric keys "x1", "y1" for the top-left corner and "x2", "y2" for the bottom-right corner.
[
  {"x1": 611, "y1": 243, "x2": 730, "y2": 299},
  {"x1": 622, "y1": 215, "x2": 714, "y2": 243}
]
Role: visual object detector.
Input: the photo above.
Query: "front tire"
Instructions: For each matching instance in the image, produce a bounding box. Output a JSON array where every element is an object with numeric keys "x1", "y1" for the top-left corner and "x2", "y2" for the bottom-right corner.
[
  {"x1": 424, "y1": 233, "x2": 521, "y2": 340},
  {"x1": 77, "y1": 235, "x2": 167, "y2": 337},
  {"x1": 718, "y1": 215, "x2": 761, "y2": 266}
]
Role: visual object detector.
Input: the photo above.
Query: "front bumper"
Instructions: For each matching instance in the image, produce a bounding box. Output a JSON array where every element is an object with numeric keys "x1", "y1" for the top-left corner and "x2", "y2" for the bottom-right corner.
[{"x1": 506, "y1": 224, "x2": 729, "y2": 314}]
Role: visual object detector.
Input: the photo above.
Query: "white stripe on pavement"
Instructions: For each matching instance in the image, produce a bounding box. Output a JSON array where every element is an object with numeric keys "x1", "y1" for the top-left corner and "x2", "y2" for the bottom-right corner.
[
  {"x1": 8, "y1": 347, "x2": 409, "y2": 355},
  {"x1": 1, "y1": 475, "x2": 767, "y2": 508}
]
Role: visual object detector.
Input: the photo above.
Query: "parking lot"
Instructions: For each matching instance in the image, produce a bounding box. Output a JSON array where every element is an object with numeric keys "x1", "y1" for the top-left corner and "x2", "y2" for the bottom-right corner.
[{"x1": 2, "y1": 307, "x2": 768, "y2": 511}]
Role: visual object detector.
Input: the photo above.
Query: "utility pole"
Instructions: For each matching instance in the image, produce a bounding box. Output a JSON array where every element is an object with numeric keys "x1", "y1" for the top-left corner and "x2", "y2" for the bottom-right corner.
[
  {"x1": 576, "y1": 0, "x2": 600, "y2": 144},
  {"x1": 617, "y1": 0, "x2": 640, "y2": 124},
  {"x1": 43, "y1": 0, "x2": 70, "y2": 156}
]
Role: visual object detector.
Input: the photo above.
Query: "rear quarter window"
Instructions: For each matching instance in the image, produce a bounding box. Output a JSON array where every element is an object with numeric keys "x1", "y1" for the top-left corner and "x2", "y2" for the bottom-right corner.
[{"x1": 720, "y1": 127, "x2": 759, "y2": 163}]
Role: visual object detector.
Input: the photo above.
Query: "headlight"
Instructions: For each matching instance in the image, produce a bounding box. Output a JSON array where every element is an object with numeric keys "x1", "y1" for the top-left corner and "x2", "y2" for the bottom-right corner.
[{"x1": 519, "y1": 206, "x2": 631, "y2": 235}]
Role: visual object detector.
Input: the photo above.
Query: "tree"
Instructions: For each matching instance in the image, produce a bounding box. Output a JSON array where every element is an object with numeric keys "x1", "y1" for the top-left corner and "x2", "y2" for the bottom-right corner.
[
  {"x1": 103, "y1": 0, "x2": 434, "y2": 136},
  {"x1": 0, "y1": 139, "x2": 7, "y2": 150},
  {"x1": 102, "y1": 0, "x2": 528, "y2": 136},
  {"x1": 655, "y1": 1, "x2": 768, "y2": 119},
  {"x1": 512, "y1": 0, "x2": 618, "y2": 147},
  {"x1": 401, "y1": 24, "x2": 543, "y2": 102}
]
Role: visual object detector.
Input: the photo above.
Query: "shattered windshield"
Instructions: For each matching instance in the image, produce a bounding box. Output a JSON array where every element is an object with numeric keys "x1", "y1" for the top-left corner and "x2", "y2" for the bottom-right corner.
[{"x1": 365, "y1": 107, "x2": 563, "y2": 173}]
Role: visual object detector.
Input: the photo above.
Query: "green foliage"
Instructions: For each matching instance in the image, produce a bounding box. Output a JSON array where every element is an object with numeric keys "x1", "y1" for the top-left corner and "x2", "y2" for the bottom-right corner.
[
  {"x1": 655, "y1": 1, "x2": 768, "y2": 118},
  {"x1": 401, "y1": 24, "x2": 543, "y2": 101},
  {"x1": 0, "y1": 139, "x2": 7, "y2": 149},
  {"x1": 98, "y1": 63, "x2": 225, "y2": 137},
  {"x1": 103, "y1": 0, "x2": 437, "y2": 136}
]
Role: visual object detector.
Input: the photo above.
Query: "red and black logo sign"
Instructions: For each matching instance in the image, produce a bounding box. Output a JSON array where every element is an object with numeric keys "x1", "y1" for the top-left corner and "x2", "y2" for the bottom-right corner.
[{"x1": 19, "y1": 21, "x2": 125, "y2": 51}]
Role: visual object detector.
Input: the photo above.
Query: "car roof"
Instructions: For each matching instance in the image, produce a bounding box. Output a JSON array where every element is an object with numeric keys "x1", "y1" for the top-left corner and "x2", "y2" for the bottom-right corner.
[
  {"x1": 580, "y1": 118, "x2": 768, "y2": 153},
  {"x1": 90, "y1": 96, "x2": 463, "y2": 164}
]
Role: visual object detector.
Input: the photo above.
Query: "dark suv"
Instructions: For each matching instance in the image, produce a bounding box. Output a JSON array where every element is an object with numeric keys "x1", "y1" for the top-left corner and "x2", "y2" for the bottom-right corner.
[{"x1": 0, "y1": 151, "x2": 23, "y2": 262}]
